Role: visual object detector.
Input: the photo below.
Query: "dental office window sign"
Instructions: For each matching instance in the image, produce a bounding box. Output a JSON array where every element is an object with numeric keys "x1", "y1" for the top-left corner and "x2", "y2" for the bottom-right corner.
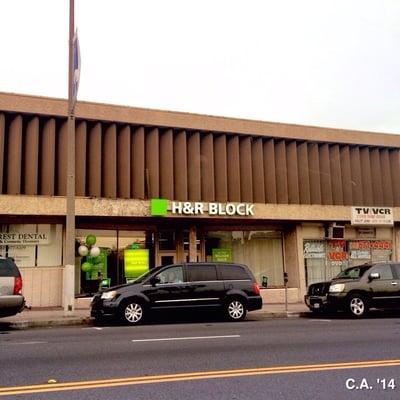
[
  {"x1": 151, "y1": 199, "x2": 255, "y2": 217},
  {"x1": 351, "y1": 207, "x2": 393, "y2": 226}
]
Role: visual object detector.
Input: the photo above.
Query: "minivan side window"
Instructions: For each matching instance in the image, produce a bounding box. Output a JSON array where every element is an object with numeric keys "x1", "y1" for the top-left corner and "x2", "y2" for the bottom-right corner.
[
  {"x1": 156, "y1": 266, "x2": 184, "y2": 284},
  {"x1": 219, "y1": 265, "x2": 249, "y2": 280},
  {"x1": 369, "y1": 264, "x2": 393, "y2": 280},
  {"x1": 187, "y1": 264, "x2": 217, "y2": 282}
]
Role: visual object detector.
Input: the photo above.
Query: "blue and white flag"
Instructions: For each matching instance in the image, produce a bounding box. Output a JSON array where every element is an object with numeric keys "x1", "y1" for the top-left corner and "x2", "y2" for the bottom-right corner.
[{"x1": 72, "y1": 29, "x2": 81, "y2": 108}]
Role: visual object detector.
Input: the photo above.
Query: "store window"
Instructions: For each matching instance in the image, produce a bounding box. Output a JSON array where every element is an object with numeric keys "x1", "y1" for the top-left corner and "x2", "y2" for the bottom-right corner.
[
  {"x1": 0, "y1": 224, "x2": 62, "y2": 267},
  {"x1": 304, "y1": 239, "x2": 393, "y2": 286},
  {"x1": 75, "y1": 229, "x2": 154, "y2": 295},
  {"x1": 205, "y1": 231, "x2": 284, "y2": 286}
]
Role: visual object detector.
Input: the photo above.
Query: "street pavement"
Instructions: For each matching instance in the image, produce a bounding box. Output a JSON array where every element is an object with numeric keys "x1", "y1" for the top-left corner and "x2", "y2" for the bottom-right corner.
[
  {"x1": 0, "y1": 302, "x2": 310, "y2": 329},
  {"x1": 1, "y1": 315, "x2": 400, "y2": 399}
]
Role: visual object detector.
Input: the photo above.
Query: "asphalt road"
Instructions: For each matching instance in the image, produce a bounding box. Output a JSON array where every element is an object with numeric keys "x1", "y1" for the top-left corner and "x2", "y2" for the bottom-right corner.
[{"x1": 1, "y1": 315, "x2": 400, "y2": 399}]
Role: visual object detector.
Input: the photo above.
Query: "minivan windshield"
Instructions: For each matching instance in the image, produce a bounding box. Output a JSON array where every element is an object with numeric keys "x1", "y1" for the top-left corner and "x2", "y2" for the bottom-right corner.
[{"x1": 334, "y1": 265, "x2": 371, "y2": 280}]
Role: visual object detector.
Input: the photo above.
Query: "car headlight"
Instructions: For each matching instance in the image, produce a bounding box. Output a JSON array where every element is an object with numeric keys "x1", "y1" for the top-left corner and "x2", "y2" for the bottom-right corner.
[
  {"x1": 329, "y1": 283, "x2": 345, "y2": 293},
  {"x1": 101, "y1": 290, "x2": 117, "y2": 300}
]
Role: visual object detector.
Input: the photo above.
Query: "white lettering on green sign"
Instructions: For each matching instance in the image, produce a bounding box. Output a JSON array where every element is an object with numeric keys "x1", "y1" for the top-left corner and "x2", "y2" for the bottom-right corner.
[{"x1": 171, "y1": 202, "x2": 254, "y2": 216}]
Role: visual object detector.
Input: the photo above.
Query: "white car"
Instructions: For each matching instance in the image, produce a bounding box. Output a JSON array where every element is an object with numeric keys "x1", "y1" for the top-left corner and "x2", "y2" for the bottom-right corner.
[{"x1": 0, "y1": 257, "x2": 25, "y2": 318}]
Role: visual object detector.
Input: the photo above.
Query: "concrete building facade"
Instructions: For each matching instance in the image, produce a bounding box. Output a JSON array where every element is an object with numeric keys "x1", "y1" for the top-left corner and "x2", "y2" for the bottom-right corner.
[{"x1": 0, "y1": 92, "x2": 399, "y2": 307}]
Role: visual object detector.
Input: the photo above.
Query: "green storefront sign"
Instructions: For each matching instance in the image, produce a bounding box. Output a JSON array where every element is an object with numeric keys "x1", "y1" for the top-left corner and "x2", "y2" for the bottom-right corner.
[
  {"x1": 212, "y1": 248, "x2": 232, "y2": 262},
  {"x1": 124, "y1": 249, "x2": 149, "y2": 280}
]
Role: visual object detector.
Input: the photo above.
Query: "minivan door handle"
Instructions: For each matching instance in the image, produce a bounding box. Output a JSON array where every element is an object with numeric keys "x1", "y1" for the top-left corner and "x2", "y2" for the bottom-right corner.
[{"x1": 391, "y1": 282, "x2": 398, "y2": 286}]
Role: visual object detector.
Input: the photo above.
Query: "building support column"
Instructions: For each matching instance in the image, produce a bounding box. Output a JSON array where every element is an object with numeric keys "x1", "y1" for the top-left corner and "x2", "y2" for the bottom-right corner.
[{"x1": 189, "y1": 225, "x2": 197, "y2": 262}]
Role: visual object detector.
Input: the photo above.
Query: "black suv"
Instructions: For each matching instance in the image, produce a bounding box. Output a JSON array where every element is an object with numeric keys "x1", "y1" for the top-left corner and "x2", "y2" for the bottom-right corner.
[
  {"x1": 305, "y1": 262, "x2": 400, "y2": 318},
  {"x1": 91, "y1": 262, "x2": 262, "y2": 324}
]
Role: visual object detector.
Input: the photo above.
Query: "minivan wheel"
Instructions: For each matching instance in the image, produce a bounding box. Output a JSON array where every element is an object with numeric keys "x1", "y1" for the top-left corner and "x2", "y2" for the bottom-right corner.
[
  {"x1": 347, "y1": 294, "x2": 368, "y2": 318},
  {"x1": 121, "y1": 301, "x2": 145, "y2": 325},
  {"x1": 226, "y1": 298, "x2": 247, "y2": 321}
]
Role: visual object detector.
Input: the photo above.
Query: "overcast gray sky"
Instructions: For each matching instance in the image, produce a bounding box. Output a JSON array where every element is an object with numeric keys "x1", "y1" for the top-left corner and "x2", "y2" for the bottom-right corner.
[{"x1": 1, "y1": 0, "x2": 399, "y2": 133}]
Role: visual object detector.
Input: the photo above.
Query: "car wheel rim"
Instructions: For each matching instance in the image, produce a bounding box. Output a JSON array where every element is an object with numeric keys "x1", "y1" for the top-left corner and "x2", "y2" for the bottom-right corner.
[
  {"x1": 350, "y1": 298, "x2": 364, "y2": 315},
  {"x1": 228, "y1": 301, "x2": 244, "y2": 319},
  {"x1": 125, "y1": 303, "x2": 143, "y2": 323}
]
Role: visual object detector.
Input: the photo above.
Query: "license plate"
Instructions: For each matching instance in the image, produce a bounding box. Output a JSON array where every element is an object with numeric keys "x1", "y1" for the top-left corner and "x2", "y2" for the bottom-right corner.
[{"x1": 313, "y1": 303, "x2": 320, "y2": 309}]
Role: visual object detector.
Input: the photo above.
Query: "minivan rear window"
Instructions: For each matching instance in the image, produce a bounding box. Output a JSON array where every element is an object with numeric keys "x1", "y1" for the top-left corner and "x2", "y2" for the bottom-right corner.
[
  {"x1": 0, "y1": 259, "x2": 19, "y2": 277},
  {"x1": 187, "y1": 264, "x2": 217, "y2": 282},
  {"x1": 218, "y1": 265, "x2": 249, "y2": 280}
]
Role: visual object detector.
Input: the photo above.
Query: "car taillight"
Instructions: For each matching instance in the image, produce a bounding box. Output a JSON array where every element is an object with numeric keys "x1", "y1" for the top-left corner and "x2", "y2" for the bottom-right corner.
[
  {"x1": 253, "y1": 282, "x2": 260, "y2": 295},
  {"x1": 14, "y1": 276, "x2": 22, "y2": 295}
]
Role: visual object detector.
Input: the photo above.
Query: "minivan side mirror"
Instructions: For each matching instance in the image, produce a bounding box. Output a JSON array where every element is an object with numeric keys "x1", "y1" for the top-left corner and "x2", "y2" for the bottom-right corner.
[
  {"x1": 369, "y1": 272, "x2": 380, "y2": 281},
  {"x1": 150, "y1": 276, "x2": 161, "y2": 286}
]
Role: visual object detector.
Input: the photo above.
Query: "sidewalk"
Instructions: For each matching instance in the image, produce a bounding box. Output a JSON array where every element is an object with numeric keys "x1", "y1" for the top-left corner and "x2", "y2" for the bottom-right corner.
[{"x1": 0, "y1": 303, "x2": 311, "y2": 330}]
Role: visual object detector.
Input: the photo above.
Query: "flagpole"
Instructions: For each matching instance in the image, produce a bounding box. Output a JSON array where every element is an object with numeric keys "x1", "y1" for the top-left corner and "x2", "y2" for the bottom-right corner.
[{"x1": 64, "y1": 0, "x2": 76, "y2": 313}]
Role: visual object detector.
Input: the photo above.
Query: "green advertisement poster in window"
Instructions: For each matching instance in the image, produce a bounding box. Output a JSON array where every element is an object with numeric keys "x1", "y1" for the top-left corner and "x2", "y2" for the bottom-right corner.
[
  {"x1": 124, "y1": 249, "x2": 149, "y2": 280},
  {"x1": 212, "y1": 248, "x2": 232, "y2": 262}
]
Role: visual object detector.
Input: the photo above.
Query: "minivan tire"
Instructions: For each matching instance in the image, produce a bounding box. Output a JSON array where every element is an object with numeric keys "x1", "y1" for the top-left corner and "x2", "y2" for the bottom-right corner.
[
  {"x1": 225, "y1": 298, "x2": 247, "y2": 321},
  {"x1": 120, "y1": 300, "x2": 145, "y2": 325},
  {"x1": 347, "y1": 293, "x2": 369, "y2": 318}
]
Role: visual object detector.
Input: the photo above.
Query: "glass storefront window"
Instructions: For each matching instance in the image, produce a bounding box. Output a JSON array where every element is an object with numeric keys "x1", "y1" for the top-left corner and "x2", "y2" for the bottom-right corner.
[
  {"x1": 205, "y1": 230, "x2": 284, "y2": 286},
  {"x1": 0, "y1": 224, "x2": 62, "y2": 267},
  {"x1": 75, "y1": 229, "x2": 155, "y2": 295},
  {"x1": 304, "y1": 239, "x2": 393, "y2": 286}
]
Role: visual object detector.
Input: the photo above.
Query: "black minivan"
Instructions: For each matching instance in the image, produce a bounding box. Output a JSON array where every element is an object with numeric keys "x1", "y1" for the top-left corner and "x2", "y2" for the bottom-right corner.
[{"x1": 91, "y1": 262, "x2": 262, "y2": 324}]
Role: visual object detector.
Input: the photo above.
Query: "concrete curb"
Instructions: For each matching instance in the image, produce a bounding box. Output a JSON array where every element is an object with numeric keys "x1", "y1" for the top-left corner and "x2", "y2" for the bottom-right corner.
[
  {"x1": 6, "y1": 317, "x2": 93, "y2": 330},
  {"x1": 1, "y1": 311, "x2": 312, "y2": 329}
]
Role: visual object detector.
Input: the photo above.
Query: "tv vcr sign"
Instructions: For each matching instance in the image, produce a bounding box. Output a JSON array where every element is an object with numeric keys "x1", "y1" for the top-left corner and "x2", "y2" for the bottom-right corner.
[{"x1": 351, "y1": 207, "x2": 393, "y2": 226}]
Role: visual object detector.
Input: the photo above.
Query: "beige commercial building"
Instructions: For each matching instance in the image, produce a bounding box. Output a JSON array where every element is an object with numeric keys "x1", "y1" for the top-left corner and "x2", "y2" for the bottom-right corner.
[{"x1": 0, "y1": 92, "x2": 399, "y2": 308}]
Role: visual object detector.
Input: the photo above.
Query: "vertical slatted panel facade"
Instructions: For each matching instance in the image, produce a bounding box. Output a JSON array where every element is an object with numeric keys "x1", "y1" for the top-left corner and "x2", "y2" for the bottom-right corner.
[
  {"x1": 286, "y1": 141, "x2": 300, "y2": 204},
  {"x1": 240, "y1": 137, "x2": 253, "y2": 203},
  {"x1": 308, "y1": 143, "x2": 321, "y2": 204},
  {"x1": 390, "y1": 150, "x2": 400, "y2": 206},
  {"x1": 132, "y1": 127, "x2": 145, "y2": 199},
  {"x1": 350, "y1": 147, "x2": 363, "y2": 205},
  {"x1": 263, "y1": 139, "x2": 277, "y2": 203},
  {"x1": 40, "y1": 118, "x2": 56, "y2": 195},
  {"x1": 370, "y1": 149, "x2": 384, "y2": 206},
  {"x1": 7, "y1": 115, "x2": 23, "y2": 194},
  {"x1": 117, "y1": 125, "x2": 131, "y2": 198},
  {"x1": 329, "y1": 145, "x2": 343, "y2": 205},
  {"x1": 319, "y1": 144, "x2": 333, "y2": 205},
  {"x1": 56, "y1": 119, "x2": 68, "y2": 196},
  {"x1": 0, "y1": 111, "x2": 399, "y2": 207},
  {"x1": 146, "y1": 128, "x2": 160, "y2": 198},
  {"x1": 200, "y1": 133, "x2": 215, "y2": 201},
  {"x1": 102, "y1": 124, "x2": 117, "y2": 198},
  {"x1": 275, "y1": 140, "x2": 288, "y2": 204},
  {"x1": 214, "y1": 134, "x2": 228, "y2": 202},
  {"x1": 340, "y1": 146, "x2": 353, "y2": 205},
  {"x1": 251, "y1": 138, "x2": 265, "y2": 203},
  {"x1": 187, "y1": 132, "x2": 201, "y2": 201},
  {"x1": 174, "y1": 130, "x2": 187, "y2": 200},
  {"x1": 87, "y1": 123, "x2": 102, "y2": 197},
  {"x1": 75, "y1": 121, "x2": 87, "y2": 196},
  {"x1": 0, "y1": 114, "x2": 4, "y2": 193},
  {"x1": 360, "y1": 147, "x2": 374, "y2": 205},
  {"x1": 24, "y1": 117, "x2": 40, "y2": 195},
  {"x1": 159, "y1": 129, "x2": 174, "y2": 199},
  {"x1": 297, "y1": 142, "x2": 311, "y2": 204},
  {"x1": 380, "y1": 149, "x2": 393, "y2": 206},
  {"x1": 227, "y1": 135, "x2": 241, "y2": 202}
]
